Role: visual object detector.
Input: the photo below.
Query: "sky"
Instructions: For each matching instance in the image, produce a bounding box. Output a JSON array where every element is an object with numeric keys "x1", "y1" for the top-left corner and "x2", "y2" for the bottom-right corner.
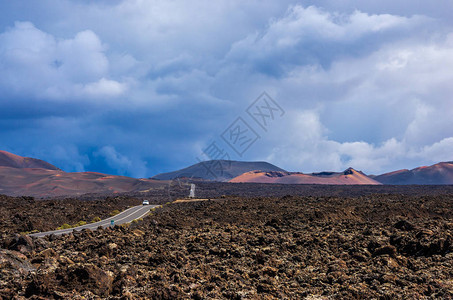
[{"x1": 0, "y1": 0, "x2": 452, "y2": 177}]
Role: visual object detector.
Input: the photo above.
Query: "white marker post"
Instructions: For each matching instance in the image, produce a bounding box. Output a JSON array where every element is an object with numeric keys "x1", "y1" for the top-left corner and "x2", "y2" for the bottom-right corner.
[{"x1": 189, "y1": 184, "x2": 195, "y2": 198}]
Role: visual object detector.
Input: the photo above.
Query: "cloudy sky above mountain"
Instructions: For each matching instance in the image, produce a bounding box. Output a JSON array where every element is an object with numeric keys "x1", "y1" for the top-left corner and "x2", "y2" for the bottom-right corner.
[{"x1": 0, "y1": 0, "x2": 452, "y2": 177}]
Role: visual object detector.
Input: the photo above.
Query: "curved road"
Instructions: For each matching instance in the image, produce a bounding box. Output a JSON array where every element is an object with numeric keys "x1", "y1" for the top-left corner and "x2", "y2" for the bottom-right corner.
[{"x1": 29, "y1": 204, "x2": 157, "y2": 238}]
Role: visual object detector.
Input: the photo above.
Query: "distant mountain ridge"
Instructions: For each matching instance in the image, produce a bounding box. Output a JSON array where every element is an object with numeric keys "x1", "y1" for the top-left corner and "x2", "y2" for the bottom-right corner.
[
  {"x1": 1, "y1": 150, "x2": 453, "y2": 198},
  {"x1": 373, "y1": 162, "x2": 453, "y2": 185},
  {"x1": 229, "y1": 168, "x2": 381, "y2": 185},
  {"x1": 0, "y1": 166, "x2": 165, "y2": 198},
  {"x1": 152, "y1": 160, "x2": 287, "y2": 181},
  {"x1": 0, "y1": 150, "x2": 163, "y2": 197},
  {"x1": 0, "y1": 150, "x2": 60, "y2": 170}
]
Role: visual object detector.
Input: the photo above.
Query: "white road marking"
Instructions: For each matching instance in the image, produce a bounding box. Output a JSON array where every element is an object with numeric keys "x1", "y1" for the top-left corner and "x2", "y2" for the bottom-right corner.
[
  {"x1": 108, "y1": 206, "x2": 148, "y2": 224},
  {"x1": 29, "y1": 204, "x2": 158, "y2": 237}
]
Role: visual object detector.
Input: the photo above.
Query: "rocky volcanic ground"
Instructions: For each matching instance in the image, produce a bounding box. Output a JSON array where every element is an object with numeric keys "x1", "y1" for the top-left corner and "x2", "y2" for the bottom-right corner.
[
  {"x1": 1, "y1": 190, "x2": 453, "y2": 299},
  {"x1": 0, "y1": 195, "x2": 141, "y2": 235}
]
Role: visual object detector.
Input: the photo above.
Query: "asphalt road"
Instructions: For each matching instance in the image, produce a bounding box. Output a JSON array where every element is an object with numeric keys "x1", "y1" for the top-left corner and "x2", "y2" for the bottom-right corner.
[{"x1": 29, "y1": 204, "x2": 157, "y2": 238}]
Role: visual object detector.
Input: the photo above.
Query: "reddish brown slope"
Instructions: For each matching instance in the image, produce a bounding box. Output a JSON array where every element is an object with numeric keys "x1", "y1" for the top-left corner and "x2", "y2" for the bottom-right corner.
[
  {"x1": 0, "y1": 166, "x2": 165, "y2": 198},
  {"x1": 0, "y1": 150, "x2": 60, "y2": 170},
  {"x1": 229, "y1": 168, "x2": 381, "y2": 185},
  {"x1": 0, "y1": 150, "x2": 167, "y2": 197},
  {"x1": 374, "y1": 162, "x2": 453, "y2": 185}
]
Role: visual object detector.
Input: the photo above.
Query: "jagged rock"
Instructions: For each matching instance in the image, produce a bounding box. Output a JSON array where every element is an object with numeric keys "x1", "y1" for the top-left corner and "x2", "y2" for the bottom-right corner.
[
  {"x1": 373, "y1": 245, "x2": 397, "y2": 257},
  {"x1": 108, "y1": 243, "x2": 118, "y2": 250},
  {"x1": 132, "y1": 229, "x2": 145, "y2": 237},
  {"x1": 0, "y1": 249, "x2": 35, "y2": 275},
  {"x1": 61, "y1": 263, "x2": 114, "y2": 296},
  {"x1": 0, "y1": 249, "x2": 36, "y2": 299},
  {"x1": 31, "y1": 248, "x2": 59, "y2": 265},
  {"x1": 393, "y1": 219, "x2": 416, "y2": 231},
  {"x1": 8, "y1": 234, "x2": 35, "y2": 254}
]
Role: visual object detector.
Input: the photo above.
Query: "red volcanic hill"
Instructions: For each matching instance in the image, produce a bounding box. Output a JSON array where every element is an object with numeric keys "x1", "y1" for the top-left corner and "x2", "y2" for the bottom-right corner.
[
  {"x1": 229, "y1": 168, "x2": 381, "y2": 185},
  {"x1": 0, "y1": 150, "x2": 60, "y2": 170},
  {"x1": 2, "y1": 150, "x2": 453, "y2": 197},
  {"x1": 152, "y1": 160, "x2": 286, "y2": 181},
  {"x1": 374, "y1": 162, "x2": 453, "y2": 185},
  {"x1": 0, "y1": 150, "x2": 164, "y2": 198}
]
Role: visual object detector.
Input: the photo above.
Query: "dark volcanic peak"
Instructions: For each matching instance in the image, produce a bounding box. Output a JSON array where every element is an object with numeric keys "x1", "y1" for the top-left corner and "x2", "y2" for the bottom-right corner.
[
  {"x1": 0, "y1": 150, "x2": 60, "y2": 170},
  {"x1": 375, "y1": 161, "x2": 453, "y2": 185},
  {"x1": 152, "y1": 160, "x2": 287, "y2": 181},
  {"x1": 311, "y1": 171, "x2": 336, "y2": 176},
  {"x1": 343, "y1": 167, "x2": 354, "y2": 175},
  {"x1": 310, "y1": 167, "x2": 358, "y2": 177}
]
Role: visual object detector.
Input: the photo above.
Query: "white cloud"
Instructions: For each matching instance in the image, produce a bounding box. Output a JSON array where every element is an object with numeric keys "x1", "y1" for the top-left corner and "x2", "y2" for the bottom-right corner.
[
  {"x1": 83, "y1": 78, "x2": 127, "y2": 98},
  {"x1": 56, "y1": 30, "x2": 108, "y2": 82},
  {"x1": 225, "y1": 5, "x2": 427, "y2": 72},
  {"x1": 45, "y1": 145, "x2": 90, "y2": 172},
  {"x1": 96, "y1": 146, "x2": 131, "y2": 173},
  {"x1": 412, "y1": 138, "x2": 453, "y2": 163},
  {"x1": 95, "y1": 146, "x2": 147, "y2": 177},
  {"x1": 248, "y1": 21, "x2": 453, "y2": 174},
  {"x1": 264, "y1": 106, "x2": 453, "y2": 174},
  {"x1": 0, "y1": 22, "x2": 127, "y2": 100}
]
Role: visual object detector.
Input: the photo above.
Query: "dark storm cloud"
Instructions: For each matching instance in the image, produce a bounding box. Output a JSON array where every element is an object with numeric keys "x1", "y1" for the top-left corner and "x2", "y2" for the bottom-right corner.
[{"x1": 0, "y1": 0, "x2": 452, "y2": 176}]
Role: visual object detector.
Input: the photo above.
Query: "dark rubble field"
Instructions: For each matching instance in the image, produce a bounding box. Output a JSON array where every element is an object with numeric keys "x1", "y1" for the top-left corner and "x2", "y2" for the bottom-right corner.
[
  {"x1": 1, "y1": 187, "x2": 453, "y2": 299},
  {"x1": 0, "y1": 195, "x2": 141, "y2": 236}
]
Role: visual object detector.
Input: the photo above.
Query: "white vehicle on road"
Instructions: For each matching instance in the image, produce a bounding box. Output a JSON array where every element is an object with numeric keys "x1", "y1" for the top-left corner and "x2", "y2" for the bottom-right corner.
[{"x1": 142, "y1": 200, "x2": 149, "y2": 205}]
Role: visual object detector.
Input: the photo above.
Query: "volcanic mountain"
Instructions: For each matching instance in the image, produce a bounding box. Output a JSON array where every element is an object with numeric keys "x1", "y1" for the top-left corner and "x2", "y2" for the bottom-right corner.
[
  {"x1": 229, "y1": 168, "x2": 381, "y2": 185},
  {"x1": 0, "y1": 150, "x2": 60, "y2": 170},
  {"x1": 0, "y1": 150, "x2": 164, "y2": 198},
  {"x1": 152, "y1": 160, "x2": 287, "y2": 181},
  {"x1": 2, "y1": 149, "x2": 453, "y2": 198},
  {"x1": 374, "y1": 162, "x2": 453, "y2": 185}
]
